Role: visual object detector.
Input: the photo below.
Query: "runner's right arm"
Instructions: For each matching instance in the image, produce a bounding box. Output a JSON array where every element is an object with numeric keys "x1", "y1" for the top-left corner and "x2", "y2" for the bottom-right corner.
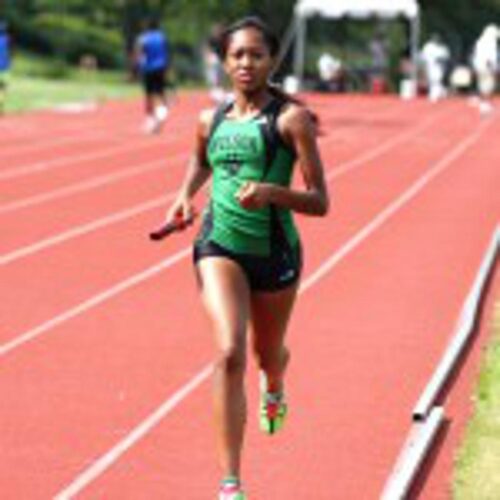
[{"x1": 165, "y1": 109, "x2": 214, "y2": 223}]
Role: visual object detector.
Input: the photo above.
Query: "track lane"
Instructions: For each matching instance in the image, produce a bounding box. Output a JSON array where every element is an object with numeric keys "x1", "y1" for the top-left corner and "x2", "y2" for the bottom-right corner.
[
  {"x1": 0, "y1": 94, "x2": 206, "y2": 152},
  {"x1": 0, "y1": 95, "x2": 403, "y2": 200},
  {"x1": 0, "y1": 101, "x2": 467, "y2": 342},
  {"x1": 0, "y1": 101, "x2": 450, "y2": 257},
  {"x1": 59, "y1": 109, "x2": 499, "y2": 500},
  {"x1": 0, "y1": 100, "x2": 142, "y2": 150},
  {"x1": 0, "y1": 98, "x2": 497, "y2": 499},
  {"x1": 0, "y1": 92, "x2": 389, "y2": 165}
]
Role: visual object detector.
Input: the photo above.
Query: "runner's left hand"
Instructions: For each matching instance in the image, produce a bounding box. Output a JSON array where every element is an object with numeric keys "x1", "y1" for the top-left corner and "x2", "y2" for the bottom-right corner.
[{"x1": 235, "y1": 181, "x2": 271, "y2": 209}]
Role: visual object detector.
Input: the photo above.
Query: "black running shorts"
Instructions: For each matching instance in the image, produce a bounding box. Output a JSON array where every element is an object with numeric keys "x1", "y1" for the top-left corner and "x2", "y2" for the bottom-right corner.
[
  {"x1": 193, "y1": 239, "x2": 302, "y2": 292},
  {"x1": 143, "y1": 69, "x2": 166, "y2": 95}
]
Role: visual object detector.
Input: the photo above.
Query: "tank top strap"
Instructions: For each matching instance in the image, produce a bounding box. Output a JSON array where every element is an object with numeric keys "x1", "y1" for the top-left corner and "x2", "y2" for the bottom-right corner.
[
  {"x1": 257, "y1": 98, "x2": 294, "y2": 180},
  {"x1": 207, "y1": 100, "x2": 234, "y2": 141}
]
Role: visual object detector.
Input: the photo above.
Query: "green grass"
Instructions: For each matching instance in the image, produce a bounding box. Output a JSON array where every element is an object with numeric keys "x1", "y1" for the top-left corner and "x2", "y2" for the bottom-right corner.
[
  {"x1": 453, "y1": 301, "x2": 500, "y2": 500},
  {"x1": 1, "y1": 51, "x2": 139, "y2": 113}
]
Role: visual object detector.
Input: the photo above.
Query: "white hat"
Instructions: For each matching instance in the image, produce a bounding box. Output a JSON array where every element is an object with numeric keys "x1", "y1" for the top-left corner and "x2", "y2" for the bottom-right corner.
[{"x1": 484, "y1": 24, "x2": 500, "y2": 38}]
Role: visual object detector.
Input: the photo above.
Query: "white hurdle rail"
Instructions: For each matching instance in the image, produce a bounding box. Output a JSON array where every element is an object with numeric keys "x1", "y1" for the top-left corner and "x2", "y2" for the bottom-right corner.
[
  {"x1": 413, "y1": 225, "x2": 500, "y2": 421},
  {"x1": 381, "y1": 407, "x2": 444, "y2": 500},
  {"x1": 381, "y1": 225, "x2": 499, "y2": 500}
]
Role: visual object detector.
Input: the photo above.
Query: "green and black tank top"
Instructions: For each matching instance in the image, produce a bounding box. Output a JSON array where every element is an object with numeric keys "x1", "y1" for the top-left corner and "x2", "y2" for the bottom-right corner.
[{"x1": 197, "y1": 97, "x2": 300, "y2": 256}]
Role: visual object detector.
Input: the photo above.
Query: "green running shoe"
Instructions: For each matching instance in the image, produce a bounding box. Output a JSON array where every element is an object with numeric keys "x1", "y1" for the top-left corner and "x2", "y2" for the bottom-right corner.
[
  {"x1": 259, "y1": 372, "x2": 287, "y2": 435},
  {"x1": 218, "y1": 477, "x2": 247, "y2": 500}
]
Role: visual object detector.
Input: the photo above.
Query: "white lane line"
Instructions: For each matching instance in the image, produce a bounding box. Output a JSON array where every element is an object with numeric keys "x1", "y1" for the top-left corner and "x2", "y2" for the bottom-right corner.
[
  {"x1": 325, "y1": 106, "x2": 451, "y2": 182},
  {"x1": 0, "y1": 139, "x2": 392, "y2": 265},
  {"x1": 52, "y1": 114, "x2": 494, "y2": 500},
  {"x1": 0, "y1": 127, "x2": 186, "y2": 181},
  {"x1": 0, "y1": 99, "x2": 412, "y2": 181},
  {"x1": 0, "y1": 110, "x2": 402, "y2": 214},
  {"x1": 301, "y1": 116, "x2": 493, "y2": 292},
  {"x1": 0, "y1": 109, "x2": 197, "y2": 161},
  {"x1": 0, "y1": 130, "x2": 115, "y2": 158},
  {"x1": 0, "y1": 247, "x2": 192, "y2": 358},
  {"x1": 0, "y1": 157, "x2": 181, "y2": 215},
  {"x1": 0, "y1": 195, "x2": 174, "y2": 266},
  {"x1": 0, "y1": 106, "x2": 451, "y2": 266},
  {"x1": 0, "y1": 119, "x2": 153, "y2": 158},
  {"x1": 53, "y1": 363, "x2": 214, "y2": 500},
  {"x1": 0, "y1": 108, "x2": 404, "y2": 215},
  {"x1": 0, "y1": 102, "x2": 463, "y2": 355}
]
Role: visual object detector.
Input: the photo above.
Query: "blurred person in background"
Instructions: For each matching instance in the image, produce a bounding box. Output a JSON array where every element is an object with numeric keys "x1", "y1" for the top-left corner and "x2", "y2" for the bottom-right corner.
[
  {"x1": 134, "y1": 19, "x2": 171, "y2": 134},
  {"x1": 448, "y1": 62, "x2": 474, "y2": 95},
  {"x1": 317, "y1": 52, "x2": 345, "y2": 92},
  {"x1": 420, "y1": 33, "x2": 450, "y2": 102},
  {"x1": 471, "y1": 24, "x2": 500, "y2": 115},
  {"x1": 0, "y1": 22, "x2": 11, "y2": 114},
  {"x1": 203, "y1": 24, "x2": 228, "y2": 104},
  {"x1": 398, "y1": 46, "x2": 419, "y2": 100},
  {"x1": 369, "y1": 30, "x2": 388, "y2": 93}
]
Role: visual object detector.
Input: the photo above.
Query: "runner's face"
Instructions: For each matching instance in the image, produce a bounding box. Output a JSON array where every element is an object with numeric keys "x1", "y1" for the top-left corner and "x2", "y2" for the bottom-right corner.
[{"x1": 224, "y1": 28, "x2": 273, "y2": 93}]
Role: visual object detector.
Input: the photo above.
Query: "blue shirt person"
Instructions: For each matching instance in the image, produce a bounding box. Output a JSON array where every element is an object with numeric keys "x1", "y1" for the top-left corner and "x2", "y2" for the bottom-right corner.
[
  {"x1": 134, "y1": 20, "x2": 171, "y2": 133},
  {"x1": 137, "y1": 27, "x2": 169, "y2": 74},
  {"x1": 0, "y1": 22, "x2": 11, "y2": 113},
  {"x1": 0, "y1": 23, "x2": 10, "y2": 71}
]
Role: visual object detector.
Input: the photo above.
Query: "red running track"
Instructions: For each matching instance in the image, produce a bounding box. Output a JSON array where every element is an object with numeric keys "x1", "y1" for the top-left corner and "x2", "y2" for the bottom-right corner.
[{"x1": 0, "y1": 93, "x2": 498, "y2": 499}]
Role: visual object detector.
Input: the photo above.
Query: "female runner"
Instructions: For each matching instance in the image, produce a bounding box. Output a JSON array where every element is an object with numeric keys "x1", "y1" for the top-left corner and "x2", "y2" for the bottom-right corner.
[{"x1": 164, "y1": 16, "x2": 329, "y2": 499}]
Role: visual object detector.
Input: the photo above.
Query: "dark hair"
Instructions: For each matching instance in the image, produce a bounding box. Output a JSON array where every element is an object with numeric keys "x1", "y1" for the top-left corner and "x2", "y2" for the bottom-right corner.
[
  {"x1": 216, "y1": 16, "x2": 320, "y2": 130},
  {"x1": 216, "y1": 16, "x2": 279, "y2": 59},
  {"x1": 147, "y1": 18, "x2": 160, "y2": 30}
]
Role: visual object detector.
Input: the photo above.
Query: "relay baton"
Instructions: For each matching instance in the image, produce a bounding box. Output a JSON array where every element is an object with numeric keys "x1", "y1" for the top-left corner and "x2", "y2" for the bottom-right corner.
[{"x1": 149, "y1": 214, "x2": 195, "y2": 241}]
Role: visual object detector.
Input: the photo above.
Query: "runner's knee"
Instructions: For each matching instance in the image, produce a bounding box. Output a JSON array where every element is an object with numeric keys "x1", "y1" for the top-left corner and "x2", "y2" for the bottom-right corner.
[
  {"x1": 216, "y1": 343, "x2": 247, "y2": 376},
  {"x1": 254, "y1": 345, "x2": 289, "y2": 373}
]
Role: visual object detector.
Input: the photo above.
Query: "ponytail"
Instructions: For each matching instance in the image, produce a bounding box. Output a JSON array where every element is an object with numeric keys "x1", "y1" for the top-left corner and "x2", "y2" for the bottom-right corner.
[{"x1": 267, "y1": 83, "x2": 321, "y2": 134}]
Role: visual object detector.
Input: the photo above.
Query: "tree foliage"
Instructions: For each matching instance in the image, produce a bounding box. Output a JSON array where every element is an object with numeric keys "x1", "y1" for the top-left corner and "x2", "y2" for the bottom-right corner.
[
  {"x1": 3, "y1": 0, "x2": 499, "y2": 73},
  {"x1": 419, "y1": 0, "x2": 500, "y2": 60}
]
